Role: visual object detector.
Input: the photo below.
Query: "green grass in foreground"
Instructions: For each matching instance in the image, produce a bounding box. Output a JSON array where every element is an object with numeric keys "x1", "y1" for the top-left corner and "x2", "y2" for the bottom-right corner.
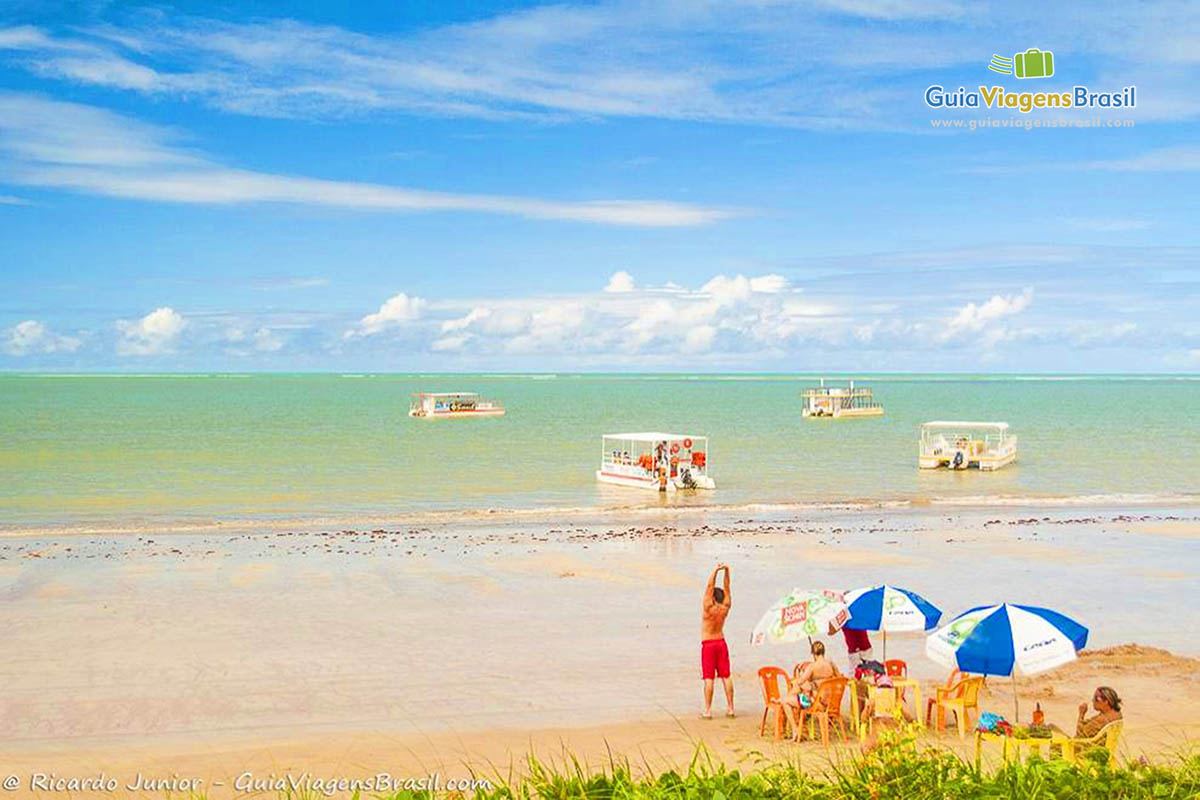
[{"x1": 367, "y1": 731, "x2": 1199, "y2": 800}]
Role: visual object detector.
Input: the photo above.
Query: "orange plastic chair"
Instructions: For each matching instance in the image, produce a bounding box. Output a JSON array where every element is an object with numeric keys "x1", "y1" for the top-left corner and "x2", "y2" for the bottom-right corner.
[
  {"x1": 757, "y1": 666, "x2": 791, "y2": 740},
  {"x1": 798, "y1": 676, "x2": 850, "y2": 746},
  {"x1": 793, "y1": 661, "x2": 811, "y2": 679},
  {"x1": 930, "y1": 675, "x2": 984, "y2": 737},
  {"x1": 883, "y1": 659, "x2": 909, "y2": 704}
]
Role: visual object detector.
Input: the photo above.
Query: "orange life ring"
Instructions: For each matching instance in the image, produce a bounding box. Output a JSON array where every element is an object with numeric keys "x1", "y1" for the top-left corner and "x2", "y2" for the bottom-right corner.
[
  {"x1": 683, "y1": 438, "x2": 692, "y2": 449},
  {"x1": 670, "y1": 442, "x2": 680, "y2": 454}
]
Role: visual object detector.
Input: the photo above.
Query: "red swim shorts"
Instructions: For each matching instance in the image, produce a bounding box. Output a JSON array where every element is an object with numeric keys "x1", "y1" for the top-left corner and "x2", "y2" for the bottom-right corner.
[{"x1": 700, "y1": 638, "x2": 730, "y2": 680}]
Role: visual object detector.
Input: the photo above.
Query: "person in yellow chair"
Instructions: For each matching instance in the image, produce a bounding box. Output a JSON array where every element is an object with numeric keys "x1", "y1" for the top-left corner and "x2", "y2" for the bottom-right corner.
[{"x1": 1051, "y1": 686, "x2": 1123, "y2": 737}]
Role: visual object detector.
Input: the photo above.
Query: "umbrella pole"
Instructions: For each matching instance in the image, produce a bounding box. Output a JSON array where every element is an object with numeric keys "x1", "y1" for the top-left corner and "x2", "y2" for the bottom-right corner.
[
  {"x1": 882, "y1": 630, "x2": 887, "y2": 662},
  {"x1": 1012, "y1": 674, "x2": 1019, "y2": 723}
]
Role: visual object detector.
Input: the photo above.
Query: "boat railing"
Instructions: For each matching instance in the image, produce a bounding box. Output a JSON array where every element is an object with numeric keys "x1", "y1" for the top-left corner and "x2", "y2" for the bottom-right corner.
[
  {"x1": 602, "y1": 452, "x2": 655, "y2": 473},
  {"x1": 412, "y1": 395, "x2": 504, "y2": 412},
  {"x1": 802, "y1": 388, "x2": 881, "y2": 407},
  {"x1": 921, "y1": 432, "x2": 1014, "y2": 456}
]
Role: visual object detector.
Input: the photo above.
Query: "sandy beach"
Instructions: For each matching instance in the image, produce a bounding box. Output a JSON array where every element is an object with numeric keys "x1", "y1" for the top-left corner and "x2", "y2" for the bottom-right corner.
[{"x1": 1, "y1": 505, "x2": 1198, "y2": 795}]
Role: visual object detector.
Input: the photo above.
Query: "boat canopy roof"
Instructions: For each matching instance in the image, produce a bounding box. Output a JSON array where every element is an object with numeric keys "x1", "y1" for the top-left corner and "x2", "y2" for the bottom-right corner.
[
  {"x1": 921, "y1": 421, "x2": 1009, "y2": 430},
  {"x1": 412, "y1": 392, "x2": 479, "y2": 398},
  {"x1": 604, "y1": 432, "x2": 705, "y2": 442}
]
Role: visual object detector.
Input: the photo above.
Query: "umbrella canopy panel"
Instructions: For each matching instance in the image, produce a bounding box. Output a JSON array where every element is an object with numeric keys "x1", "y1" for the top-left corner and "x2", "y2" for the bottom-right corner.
[
  {"x1": 926, "y1": 603, "x2": 1088, "y2": 677},
  {"x1": 751, "y1": 588, "x2": 850, "y2": 645},
  {"x1": 844, "y1": 585, "x2": 942, "y2": 633}
]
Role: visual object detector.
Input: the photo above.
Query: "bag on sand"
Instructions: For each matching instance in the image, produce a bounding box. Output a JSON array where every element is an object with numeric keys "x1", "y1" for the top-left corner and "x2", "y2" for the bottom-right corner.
[
  {"x1": 854, "y1": 661, "x2": 885, "y2": 681},
  {"x1": 976, "y1": 711, "x2": 1013, "y2": 735}
]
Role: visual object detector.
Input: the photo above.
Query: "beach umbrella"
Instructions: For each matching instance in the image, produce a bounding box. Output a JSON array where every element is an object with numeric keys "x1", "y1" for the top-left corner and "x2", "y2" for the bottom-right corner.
[
  {"x1": 844, "y1": 584, "x2": 942, "y2": 660},
  {"x1": 750, "y1": 588, "x2": 850, "y2": 646},
  {"x1": 926, "y1": 603, "x2": 1088, "y2": 721}
]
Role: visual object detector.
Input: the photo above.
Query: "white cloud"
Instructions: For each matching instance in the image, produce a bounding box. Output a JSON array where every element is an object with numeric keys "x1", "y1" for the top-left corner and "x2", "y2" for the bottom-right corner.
[
  {"x1": 682, "y1": 324, "x2": 717, "y2": 353},
  {"x1": 225, "y1": 325, "x2": 284, "y2": 354},
  {"x1": 0, "y1": 194, "x2": 29, "y2": 205},
  {"x1": 945, "y1": 287, "x2": 1034, "y2": 335},
  {"x1": 441, "y1": 307, "x2": 493, "y2": 333},
  {"x1": 115, "y1": 307, "x2": 186, "y2": 355},
  {"x1": 3, "y1": 0, "x2": 1192, "y2": 136},
  {"x1": 749, "y1": 274, "x2": 789, "y2": 293},
  {"x1": 1071, "y1": 322, "x2": 1138, "y2": 347},
  {"x1": 431, "y1": 334, "x2": 469, "y2": 352},
  {"x1": 0, "y1": 93, "x2": 736, "y2": 227},
  {"x1": 348, "y1": 292, "x2": 426, "y2": 338},
  {"x1": 504, "y1": 302, "x2": 588, "y2": 353},
  {"x1": 603, "y1": 270, "x2": 635, "y2": 292},
  {"x1": 408, "y1": 271, "x2": 816, "y2": 358},
  {"x1": 699, "y1": 273, "x2": 790, "y2": 306},
  {"x1": 4, "y1": 319, "x2": 81, "y2": 355}
]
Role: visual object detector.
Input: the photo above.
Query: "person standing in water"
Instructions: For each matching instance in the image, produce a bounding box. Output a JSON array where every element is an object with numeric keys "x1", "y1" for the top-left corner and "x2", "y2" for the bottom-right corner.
[{"x1": 701, "y1": 563, "x2": 734, "y2": 718}]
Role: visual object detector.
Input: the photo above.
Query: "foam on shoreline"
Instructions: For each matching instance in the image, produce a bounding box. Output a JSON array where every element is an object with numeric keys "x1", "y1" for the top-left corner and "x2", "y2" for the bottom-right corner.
[{"x1": 1, "y1": 491, "x2": 1197, "y2": 538}]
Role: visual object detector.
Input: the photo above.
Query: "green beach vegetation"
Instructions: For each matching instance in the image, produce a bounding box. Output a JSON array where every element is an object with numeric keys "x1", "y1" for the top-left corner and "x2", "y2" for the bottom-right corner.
[{"x1": 365, "y1": 732, "x2": 1199, "y2": 800}]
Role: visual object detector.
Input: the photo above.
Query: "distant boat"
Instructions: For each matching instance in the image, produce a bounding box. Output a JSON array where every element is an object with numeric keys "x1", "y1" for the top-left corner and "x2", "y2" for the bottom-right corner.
[
  {"x1": 408, "y1": 392, "x2": 505, "y2": 419},
  {"x1": 801, "y1": 378, "x2": 884, "y2": 419},
  {"x1": 918, "y1": 421, "x2": 1016, "y2": 471},
  {"x1": 596, "y1": 432, "x2": 715, "y2": 492}
]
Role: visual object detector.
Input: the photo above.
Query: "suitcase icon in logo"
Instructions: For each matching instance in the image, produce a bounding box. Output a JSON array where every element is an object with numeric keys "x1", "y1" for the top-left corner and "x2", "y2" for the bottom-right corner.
[{"x1": 1014, "y1": 48, "x2": 1054, "y2": 79}]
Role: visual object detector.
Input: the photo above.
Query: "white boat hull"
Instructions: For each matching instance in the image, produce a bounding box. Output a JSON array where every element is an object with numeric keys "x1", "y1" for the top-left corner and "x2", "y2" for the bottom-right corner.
[
  {"x1": 409, "y1": 408, "x2": 505, "y2": 419},
  {"x1": 802, "y1": 407, "x2": 884, "y2": 419},
  {"x1": 919, "y1": 450, "x2": 1016, "y2": 471},
  {"x1": 595, "y1": 470, "x2": 715, "y2": 491}
]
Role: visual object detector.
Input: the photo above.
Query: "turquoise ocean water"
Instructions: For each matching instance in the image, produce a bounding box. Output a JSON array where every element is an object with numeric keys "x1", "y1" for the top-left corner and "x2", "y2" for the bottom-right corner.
[{"x1": 1, "y1": 373, "x2": 1198, "y2": 526}]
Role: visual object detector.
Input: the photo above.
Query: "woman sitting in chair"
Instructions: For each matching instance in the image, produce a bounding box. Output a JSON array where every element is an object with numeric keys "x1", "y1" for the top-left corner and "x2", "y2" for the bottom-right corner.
[
  {"x1": 1052, "y1": 686, "x2": 1122, "y2": 738},
  {"x1": 782, "y1": 640, "x2": 840, "y2": 741}
]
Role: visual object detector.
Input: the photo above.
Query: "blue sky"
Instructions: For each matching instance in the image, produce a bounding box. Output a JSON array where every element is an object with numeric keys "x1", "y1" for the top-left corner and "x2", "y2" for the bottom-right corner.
[{"x1": 1, "y1": 0, "x2": 1198, "y2": 371}]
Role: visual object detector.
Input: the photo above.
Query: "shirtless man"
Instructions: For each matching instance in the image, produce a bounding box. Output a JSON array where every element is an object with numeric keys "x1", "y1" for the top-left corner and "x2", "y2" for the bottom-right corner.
[
  {"x1": 783, "y1": 640, "x2": 841, "y2": 740},
  {"x1": 700, "y1": 563, "x2": 734, "y2": 718}
]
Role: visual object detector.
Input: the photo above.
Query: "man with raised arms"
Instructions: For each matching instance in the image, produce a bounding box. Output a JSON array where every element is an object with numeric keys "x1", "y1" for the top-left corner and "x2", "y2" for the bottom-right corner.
[{"x1": 700, "y1": 563, "x2": 734, "y2": 718}]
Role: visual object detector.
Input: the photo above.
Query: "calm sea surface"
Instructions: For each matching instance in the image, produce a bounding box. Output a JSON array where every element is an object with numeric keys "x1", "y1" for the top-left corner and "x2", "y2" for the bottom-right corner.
[{"x1": 2, "y1": 373, "x2": 1198, "y2": 525}]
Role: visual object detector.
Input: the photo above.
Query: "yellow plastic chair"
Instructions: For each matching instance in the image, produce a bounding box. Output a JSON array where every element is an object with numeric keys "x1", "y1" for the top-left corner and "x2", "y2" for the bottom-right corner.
[
  {"x1": 930, "y1": 675, "x2": 984, "y2": 738},
  {"x1": 1061, "y1": 720, "x2": 1123, "y2": 767}
]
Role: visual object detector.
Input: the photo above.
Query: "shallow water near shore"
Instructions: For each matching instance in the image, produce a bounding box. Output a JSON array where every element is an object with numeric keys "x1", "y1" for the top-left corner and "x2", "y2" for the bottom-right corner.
[
  {"x1": 1, "y1": 505, "x2": 1197, "y2": 748},
  {"x1": 2, "y1": 373, "x2": 1199, "y2": 527}
]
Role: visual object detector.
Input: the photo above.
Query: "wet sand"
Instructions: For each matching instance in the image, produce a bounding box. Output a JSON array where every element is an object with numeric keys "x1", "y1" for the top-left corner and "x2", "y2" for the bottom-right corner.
[{"x1": 1, "y1": 506, "x2": 1198, "y2": 794}]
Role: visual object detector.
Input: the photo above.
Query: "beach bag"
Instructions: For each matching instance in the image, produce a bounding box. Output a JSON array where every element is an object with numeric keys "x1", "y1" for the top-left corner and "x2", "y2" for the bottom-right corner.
[
  {"x1": 854, "y1": 661, "x2": 885, "y2": 681},
  {"x1": 976, "y1": 712, "x2": 1007, "y2": 733}
]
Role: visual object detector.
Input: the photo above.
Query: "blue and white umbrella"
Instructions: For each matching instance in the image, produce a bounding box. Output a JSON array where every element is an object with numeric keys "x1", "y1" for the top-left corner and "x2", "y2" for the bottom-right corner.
[
  {"x1": 845, "y1": 585, "x2": 942, "y2": 633},
  {"x1": 844, "y1": 584, "x2": 942, "y2": 661},
  {"x1": 926, "y1": 603, "x2": 1088, "y2": 720}
]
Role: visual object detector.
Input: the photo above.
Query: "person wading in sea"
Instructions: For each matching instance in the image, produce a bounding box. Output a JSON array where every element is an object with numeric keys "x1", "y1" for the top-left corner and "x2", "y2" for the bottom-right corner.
[{"x1": 701, "y1": 563, "x2": 734, "y2": 718}]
